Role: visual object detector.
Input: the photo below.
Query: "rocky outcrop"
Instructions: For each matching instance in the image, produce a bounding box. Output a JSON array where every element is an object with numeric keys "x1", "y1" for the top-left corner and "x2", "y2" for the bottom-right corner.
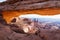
[
  {"x1": 0, "y1": 0, "x2": 60, "y2": 11},
  {"x1": 0, "y1": 17, "x2": 60, "y2": 40},
  {"x1": 0, "y1": 22, "x2": 60, "y2": 40},
  {"x1": 0, "y1": 10, "x2": 7, "y2": 25}
]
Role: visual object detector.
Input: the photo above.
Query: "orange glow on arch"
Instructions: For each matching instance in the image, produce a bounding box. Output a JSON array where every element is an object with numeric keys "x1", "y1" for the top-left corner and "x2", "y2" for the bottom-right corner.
[{"x1": 2, "y1": 8, "x2": 60, "y2": 23}]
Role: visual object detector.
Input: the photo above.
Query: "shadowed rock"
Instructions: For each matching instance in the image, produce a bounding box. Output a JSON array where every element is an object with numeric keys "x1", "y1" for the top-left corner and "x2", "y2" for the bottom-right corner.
[{"x1": 0, "y1": 0, "x2": 60, "y2": 11}]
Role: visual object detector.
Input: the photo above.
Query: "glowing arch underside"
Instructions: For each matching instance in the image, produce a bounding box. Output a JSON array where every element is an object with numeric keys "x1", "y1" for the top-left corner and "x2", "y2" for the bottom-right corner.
[{"x1": 2, "y1": 8, "x2": 60, "y2": 23}]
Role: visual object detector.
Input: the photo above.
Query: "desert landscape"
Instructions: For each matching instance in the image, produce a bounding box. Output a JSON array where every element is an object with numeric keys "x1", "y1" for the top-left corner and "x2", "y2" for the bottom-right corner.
[
  {"x1": 0, "y1": 14, "x2": 60, "y2": 40},
  {"x1": 0, "y1": 0, "x2": 60, "y2": 40}
]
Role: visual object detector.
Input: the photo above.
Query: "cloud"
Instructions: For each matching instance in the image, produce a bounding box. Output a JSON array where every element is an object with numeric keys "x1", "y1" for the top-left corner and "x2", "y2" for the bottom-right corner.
[
  {"x1": 19, "y1": 14, "x2": 60, "y2": 18},
  {"x1": 19, "y1": 14, "x2": 41, "y2": 18}
]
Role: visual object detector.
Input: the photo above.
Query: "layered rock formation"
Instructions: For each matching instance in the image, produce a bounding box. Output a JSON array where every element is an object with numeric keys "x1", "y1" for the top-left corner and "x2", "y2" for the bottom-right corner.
[
  {"x1": 0, "y1": 0, "x2": 60, "y2": 11},
  {"x1": 0, "y1": 0, "x2": 60, "y2": 23}
]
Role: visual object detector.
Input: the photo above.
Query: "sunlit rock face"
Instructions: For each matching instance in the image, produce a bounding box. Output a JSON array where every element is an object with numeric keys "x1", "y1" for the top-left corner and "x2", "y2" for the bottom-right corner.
[{"x1": 10, "y1": 17, "x2": 38, "y2": 34}]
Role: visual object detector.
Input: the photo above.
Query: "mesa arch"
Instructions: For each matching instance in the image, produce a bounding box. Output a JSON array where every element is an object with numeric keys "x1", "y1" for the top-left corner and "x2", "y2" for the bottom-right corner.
[
  {"x1": 2, "y1": 8, "x2": 60, "y2": 23},
  {"x1": 0, "y1": 0, "x2": 60, "y2": 23}
]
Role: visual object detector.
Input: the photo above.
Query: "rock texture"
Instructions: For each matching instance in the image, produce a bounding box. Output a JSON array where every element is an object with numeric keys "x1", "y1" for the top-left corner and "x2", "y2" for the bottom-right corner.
[
  {"x1": 0, "y1": 0, "x2": 60, "y2": 11},
  {"x1": 10, "y1": 18, "x2": 38, "y2": 34},
  {"x1": 0, "y1": 17, "x2": 60, "y2": 40}
]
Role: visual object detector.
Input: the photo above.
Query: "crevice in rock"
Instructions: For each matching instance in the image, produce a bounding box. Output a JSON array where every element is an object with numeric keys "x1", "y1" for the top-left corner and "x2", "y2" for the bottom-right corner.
[
  {"x1": 0, "y1": 9, "x2": 7, "y2": 25},
  {"x1": 9, "y1": 24, "x2": 26, "y2": 34}
]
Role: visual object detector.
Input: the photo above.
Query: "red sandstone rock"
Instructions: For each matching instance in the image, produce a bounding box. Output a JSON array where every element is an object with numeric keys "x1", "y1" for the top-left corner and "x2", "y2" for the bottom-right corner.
[{"x1": 0, "y1": 0, "x2": 60, "y2": 11}]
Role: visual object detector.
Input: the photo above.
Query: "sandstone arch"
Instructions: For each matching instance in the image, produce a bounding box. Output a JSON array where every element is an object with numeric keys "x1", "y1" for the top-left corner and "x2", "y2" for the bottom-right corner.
[
  {"x1": 2, "y1": 8, "x2": 60, "y2": 23},
  {"x1": 0, "y1": 0, "x2": 60, "y2": 23}
]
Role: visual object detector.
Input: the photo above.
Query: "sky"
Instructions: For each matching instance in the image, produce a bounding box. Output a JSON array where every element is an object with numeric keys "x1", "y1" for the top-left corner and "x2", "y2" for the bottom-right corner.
[
  {"x1": 19, "y1": 14, "x2": 60, "y2": 19},
  {"x1": 0, "y1": 0, "x2": 6, "y2": 2}
]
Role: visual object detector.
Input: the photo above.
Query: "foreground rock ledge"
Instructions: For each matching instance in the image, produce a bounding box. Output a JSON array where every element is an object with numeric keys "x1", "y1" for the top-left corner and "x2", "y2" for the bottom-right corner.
[{"x1": 0, "y1": 23, "x2": 60, "y2": 40}]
